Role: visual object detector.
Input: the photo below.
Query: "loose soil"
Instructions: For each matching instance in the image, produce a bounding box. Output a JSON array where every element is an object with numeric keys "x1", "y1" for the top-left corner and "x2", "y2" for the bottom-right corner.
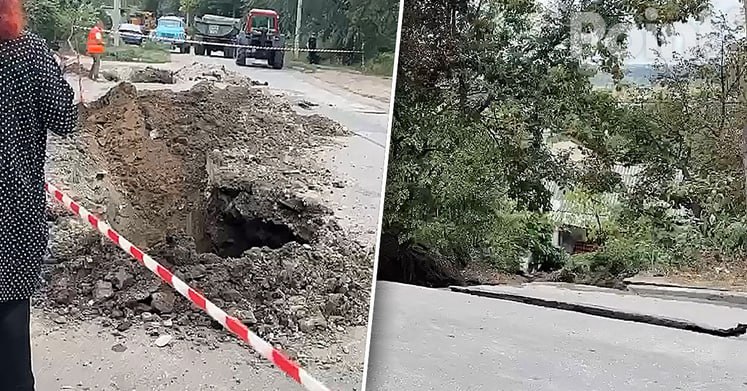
[{"x1": 43, "y1": 74, "x2": 373, "y2": 365}]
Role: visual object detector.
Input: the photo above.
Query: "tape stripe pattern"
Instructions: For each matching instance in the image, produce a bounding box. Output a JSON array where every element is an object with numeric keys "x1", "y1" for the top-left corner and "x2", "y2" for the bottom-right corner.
[
  {"x1": 44, "y1": 182, "x2": 330, "y2": 391},
  {"x1": 78, "y1": 26, "x2": 362, "y2": 54}
]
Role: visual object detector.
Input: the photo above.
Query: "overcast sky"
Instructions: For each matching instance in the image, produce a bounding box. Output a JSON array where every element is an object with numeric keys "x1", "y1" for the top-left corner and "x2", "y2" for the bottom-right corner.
[
  {"x1": 536, "y1": 0, "x2": 745, "y2": 64},
  {"x1": 627, "y1": 0, "x2": 744, "y2": 64}
]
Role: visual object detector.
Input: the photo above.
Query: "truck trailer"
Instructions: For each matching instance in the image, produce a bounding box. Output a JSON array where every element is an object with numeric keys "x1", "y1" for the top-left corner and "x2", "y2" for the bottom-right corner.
[{"x1": 193, "y1": 14, "x2": 241, "y2": 58}]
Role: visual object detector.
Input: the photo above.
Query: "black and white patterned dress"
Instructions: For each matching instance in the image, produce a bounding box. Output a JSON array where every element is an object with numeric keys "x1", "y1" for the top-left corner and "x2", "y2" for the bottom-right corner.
[{"x1": 0, "y1": 32, "x2": 77, "y2": 301}]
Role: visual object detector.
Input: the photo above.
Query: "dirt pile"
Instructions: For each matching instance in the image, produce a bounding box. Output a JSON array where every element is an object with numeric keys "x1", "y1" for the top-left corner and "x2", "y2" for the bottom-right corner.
[
  {"x1": 44, "y1": 81, "x2": 372, "y2": 356},
  {"x1": 80, "y1": 81, "x2": 340, "y2": 246},
  {"x1": 64, "y1": 62, "x2": 251, "y2": 85},
  {"x1": 129, "y1": 67, "x2": 175, "y2": 84},
  {"x1": 174, "y1": 62, "x2": 268, "y2": 86},
  {"x1": 300, "y1": 114, "x2": 352, "y2": 137}
]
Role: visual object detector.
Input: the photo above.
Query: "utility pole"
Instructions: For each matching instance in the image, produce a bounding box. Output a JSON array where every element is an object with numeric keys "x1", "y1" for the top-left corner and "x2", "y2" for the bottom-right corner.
[
  {"x1": 112, "y1": 0, "x2": 121, "y2": 47},
  {"x1": 741, "y1": 0, "x2": 747, "y2": 202},
  {"x1": 294, "y1": 0, "x2": 303, "y2": 59}
]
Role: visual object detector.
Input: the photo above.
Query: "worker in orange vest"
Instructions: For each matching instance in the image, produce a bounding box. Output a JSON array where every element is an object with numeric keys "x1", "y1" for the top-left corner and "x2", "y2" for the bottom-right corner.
[{"x1": 86, "y1": 20, "x2": 105, "y2": 80}]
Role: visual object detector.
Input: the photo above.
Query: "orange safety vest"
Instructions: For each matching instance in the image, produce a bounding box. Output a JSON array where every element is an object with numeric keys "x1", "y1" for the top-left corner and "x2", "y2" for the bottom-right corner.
[{"x1": 87, "y1": 26, "x2": 105, "y2": 55}]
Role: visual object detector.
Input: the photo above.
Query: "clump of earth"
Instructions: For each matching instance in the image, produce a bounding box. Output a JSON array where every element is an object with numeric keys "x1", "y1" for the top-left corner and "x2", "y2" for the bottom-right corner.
[
  {"x1": 174, "y1": 62, "x2": 268, "y2": 86},
  {"x1": 42, "y1": 75, "x2": 371, "y2": 361},
  {"x1": 64, "y1": 62, "x2": 265, "y2": 87}
]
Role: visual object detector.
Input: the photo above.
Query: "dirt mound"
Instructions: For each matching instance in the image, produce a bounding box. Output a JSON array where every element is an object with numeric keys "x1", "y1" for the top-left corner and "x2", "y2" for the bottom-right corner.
[
  {"x1": 45, "y1": 81, "x2": 371, "y2": 353},
  {"x1": 174, "y1": 62, "x2": 267, "y2": 86},
  {"x1": 300, "y1": 114, "x2": 351, "y2": 137},
  {"x1": 129, "y1": 67, "x2": 174, "y2": 84},
  {"x1": 79, "y1": 82, "x2": 340, "y2": 247}
]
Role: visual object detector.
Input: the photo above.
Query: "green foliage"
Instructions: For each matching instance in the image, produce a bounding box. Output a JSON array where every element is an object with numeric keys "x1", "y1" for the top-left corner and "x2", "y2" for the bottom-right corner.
[
  {"x1": 568, "y1": 237, "x2": 673, "y2": 276},
  {"x1": 383, "y1": 0, "x2": 730, "y2": 283},
  {"x1": 24, "y1": 0, "x2": 61, "y2": 42},
  {"x1": 137, "y1": 0, "x2": 398, "y2": 58},
  {"x1": 102, "y1": 43, "x2": 171, "y2": 63},
  {"x1": 180, "y1": 0, "x2": 200, "y2": 13},
  {"x1": 25, "y1": 0, "x2": 98, "y2": 44},
  {"x1": 587, "y1": 15, "x2": 747, "y2": 267},
  {"x1": 385, "y1": 0, "x2": 595, "y2": 272},
  {"x1": 364, "y1": 52, "x2": 395, "y2": 76}
]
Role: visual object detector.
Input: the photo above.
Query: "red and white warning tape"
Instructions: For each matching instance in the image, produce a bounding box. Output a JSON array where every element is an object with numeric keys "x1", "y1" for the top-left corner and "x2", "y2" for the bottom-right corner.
[
  {"x1": 44, "y1": 181, "x2": 331, "y2": 391},
  {"x1": 77, "y1": 26, "x2": 363, "y2": 54}
]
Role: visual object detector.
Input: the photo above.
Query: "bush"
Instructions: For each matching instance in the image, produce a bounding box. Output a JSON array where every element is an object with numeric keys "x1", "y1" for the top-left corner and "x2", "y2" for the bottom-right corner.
[
  {"x1": 103, "y1": 45, "x2": 171, "y2": 63},
  {"x1": 481, "y1": 211, "x2": 564, "y2": 273},
  {"x1": 568, "y1": 237, "x2": 673, "y2": 276},
  {"x1": 364, "y1": 52, "x2": 395, "y2": 76},
  {"x1": 25, "y1": 0, "x2": 97, "y2": 46}
]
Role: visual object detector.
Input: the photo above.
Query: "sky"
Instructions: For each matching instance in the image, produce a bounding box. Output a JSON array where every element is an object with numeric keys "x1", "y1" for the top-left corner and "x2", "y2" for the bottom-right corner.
[
  {"x1": 626, "y1": 0, "x2": 744, "y2": 64},
  {"x1": 536, "y1": 0, "x2": 745, "y2": 64}
]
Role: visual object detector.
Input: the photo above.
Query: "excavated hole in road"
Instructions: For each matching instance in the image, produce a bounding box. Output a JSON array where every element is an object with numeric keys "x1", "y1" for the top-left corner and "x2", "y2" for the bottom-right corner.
[{"x1": 193, "y1": 188, "x2": 308, "y2": 258}]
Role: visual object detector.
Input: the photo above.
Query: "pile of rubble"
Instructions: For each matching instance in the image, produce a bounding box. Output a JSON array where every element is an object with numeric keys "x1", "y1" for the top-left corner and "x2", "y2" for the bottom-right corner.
[
  {"x1": 42, "y1": 74, "x2": 370, "y2": 361},
  {"x1": 63, "y1": 61, "x2": 266, "y2": 87},
  {"x1": 174, "y1": 62, "x2": 268, "y2": 86}
]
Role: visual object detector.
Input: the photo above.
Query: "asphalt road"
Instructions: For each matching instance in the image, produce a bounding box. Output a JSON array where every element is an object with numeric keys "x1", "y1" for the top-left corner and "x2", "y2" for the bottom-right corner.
[
  {"x1": 33, "y1": 315, "x2": 368, "y2": 391},
  {"x1": 365, "y1": 282, "x2": 747, "y2": 390}
]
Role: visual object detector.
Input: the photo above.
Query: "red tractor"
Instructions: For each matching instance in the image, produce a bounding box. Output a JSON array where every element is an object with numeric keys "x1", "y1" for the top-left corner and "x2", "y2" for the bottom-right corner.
[{"x1": 235, "y1": 9, "x2": 285, "y2": 69}]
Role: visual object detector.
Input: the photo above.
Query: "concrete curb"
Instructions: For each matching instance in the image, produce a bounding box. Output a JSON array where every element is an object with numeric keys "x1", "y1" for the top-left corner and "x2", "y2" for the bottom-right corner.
[
  {"x1": 623, "y1": 278, "x2": 747, "y2": 308},
  {"x1": 627, "y1": 285, "x2": 747, "y2": 308},
  {"x1": 450, "y1": 286, "x2": 747, "y2": 337},
  {"x1": 622, "y1": 277, "x2": 731, "y2": 291}
]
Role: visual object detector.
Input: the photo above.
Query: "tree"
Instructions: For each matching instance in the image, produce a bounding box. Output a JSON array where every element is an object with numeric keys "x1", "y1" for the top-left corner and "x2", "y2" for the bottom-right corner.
[
  {"x1": 180, "y1": 0, "x2": 200, "y2": 24},
  {"x1": 139, "y1": 0, "x2": 400, "y2": 57},
  {"x1": 25, "y1": 0, "x2": 98, "y2": 44},
  {"x1": 381, "y1": 0, "x2": 718, "y2": 284},
  {"x1": 738, "y1": 0, "x2": 747, "y2": 204}
]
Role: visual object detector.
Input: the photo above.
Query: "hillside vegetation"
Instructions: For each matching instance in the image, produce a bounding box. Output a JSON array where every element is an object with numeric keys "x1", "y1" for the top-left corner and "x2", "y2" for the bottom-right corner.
[{"x1": 380, "y1": 0, "x2": 747, "y2": 288}]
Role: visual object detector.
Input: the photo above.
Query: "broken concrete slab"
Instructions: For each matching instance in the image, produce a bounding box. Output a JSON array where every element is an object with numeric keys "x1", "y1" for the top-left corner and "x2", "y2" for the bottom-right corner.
[{"x1": 450, "y1": 283, "x2": 747, "y2": 337}]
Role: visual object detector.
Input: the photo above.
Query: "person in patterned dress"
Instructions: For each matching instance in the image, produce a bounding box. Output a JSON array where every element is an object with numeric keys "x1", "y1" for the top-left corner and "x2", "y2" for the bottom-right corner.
[{"x1": 0, "y1": 0, "x2": 78, "y2": 388}]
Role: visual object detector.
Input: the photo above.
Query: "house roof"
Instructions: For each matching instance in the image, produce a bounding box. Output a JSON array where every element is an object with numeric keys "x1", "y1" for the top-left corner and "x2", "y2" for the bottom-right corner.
[
  {"x1": 547, "y1": 165, "x2": 638, "y2": 228},
  {"x1": 546, "y1": 140, "x2": 680, "y2": 228}
]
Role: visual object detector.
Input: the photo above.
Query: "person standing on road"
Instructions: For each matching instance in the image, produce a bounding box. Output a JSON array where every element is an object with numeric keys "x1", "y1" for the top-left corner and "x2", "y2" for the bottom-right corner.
[
  {"x1": 0, "y1": 0, "x2": 78, "y2": 389},
  {"x1": 307, "y1": 33, "x2": 319, "y2": 65},
  {"x1": 86, "y1": 20, "x2": 106, "y2": 80}
]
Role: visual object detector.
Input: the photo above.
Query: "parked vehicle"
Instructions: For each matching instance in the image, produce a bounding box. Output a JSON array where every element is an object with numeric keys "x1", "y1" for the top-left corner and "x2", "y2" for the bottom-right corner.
[
  {"x1": 193, "y1": 14, "x2": 241, "y2": 58},
  {"x1": 154, "y1": 16, "x2": 190, "y2": 53},
  {"x1": 128, "y1": 11, "x2": 156, "y2": 34},
  {"x1": 235, "y1": 9, "x2": 285, "y2": 69},
  {"x1": 117, "y1": 23, "x2": 146, "y2": 45}
]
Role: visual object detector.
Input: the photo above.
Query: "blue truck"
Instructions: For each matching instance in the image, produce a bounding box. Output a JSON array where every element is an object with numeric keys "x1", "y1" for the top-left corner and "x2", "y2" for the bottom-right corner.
[{"x1": 153, "y1": 16, "x2": 190, "y2": 53}]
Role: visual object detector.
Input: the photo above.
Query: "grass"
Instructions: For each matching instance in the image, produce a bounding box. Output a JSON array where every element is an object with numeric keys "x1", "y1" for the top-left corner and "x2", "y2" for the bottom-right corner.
[
  {"x1": 363, "y1": 52, "x2": 395, "y2": 77},
  {"x1": 102, "y1": 41, "x2": 171, "y2": 64},
  {"x1": 288, "y1": 51, "x2": 395, "y2": 77}
]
